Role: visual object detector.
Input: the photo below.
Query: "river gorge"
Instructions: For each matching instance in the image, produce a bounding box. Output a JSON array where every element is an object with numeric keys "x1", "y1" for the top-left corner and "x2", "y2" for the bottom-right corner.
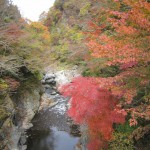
[{"x1": 26, "y1": 69, "x2": 82, "y2": 150}]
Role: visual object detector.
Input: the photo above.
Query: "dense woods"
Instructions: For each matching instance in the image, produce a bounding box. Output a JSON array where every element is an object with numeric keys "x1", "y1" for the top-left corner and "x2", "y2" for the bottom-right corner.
[{"x1": 0, "y1": 0, "x2": 150, "y2": 150}]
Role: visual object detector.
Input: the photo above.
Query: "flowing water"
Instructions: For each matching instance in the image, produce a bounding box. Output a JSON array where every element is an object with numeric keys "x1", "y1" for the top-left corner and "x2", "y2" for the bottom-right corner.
[{"x1": 27, "y1": 93, "x2": 80, "y2": 150}]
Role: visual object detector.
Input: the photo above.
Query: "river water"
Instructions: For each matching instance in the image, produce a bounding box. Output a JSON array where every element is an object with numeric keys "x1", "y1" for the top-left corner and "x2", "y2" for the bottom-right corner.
[{"x1": 27, "y1": 94, "x2": 80, "y2": 150}]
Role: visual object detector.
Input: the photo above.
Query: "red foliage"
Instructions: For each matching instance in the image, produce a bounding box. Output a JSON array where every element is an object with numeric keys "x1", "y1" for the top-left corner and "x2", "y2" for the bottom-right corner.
[
  {"x1": 6, "y1": 23, "x2": 23, "y2": 37},
  {"x1": 120, "y1": 61, "x2": 138, "y2": 70},
  {"x1": 60, "y1": 77, "x2": 126, "y2": 149},
  {"x1": 4, "y1": 77, "x2": 20, "y2": 91}
]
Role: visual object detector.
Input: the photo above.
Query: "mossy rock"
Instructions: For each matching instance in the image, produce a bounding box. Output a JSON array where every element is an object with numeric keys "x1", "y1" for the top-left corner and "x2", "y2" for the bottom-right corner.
[
  {"x1": 0, "y1": 107, "x2": 9, "y2": 121},
  {"x1": 0, "y1": 79, "x2": 8, "y2": 91},
  {"x1": 32, "y1": 70, "x2": 43, "y2": 81},
  {"x1": 0, "y1": 95, "x2": 6, "y2": 105}
]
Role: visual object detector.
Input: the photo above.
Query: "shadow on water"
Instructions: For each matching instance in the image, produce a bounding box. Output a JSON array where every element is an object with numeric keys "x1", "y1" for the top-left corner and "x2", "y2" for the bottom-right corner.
[
  {"x1": 27, "y1": 127, "x2": 79, "y2": 150},
  {"x1": 27, "y1": 100, "x2": 80, "y2": 150}
]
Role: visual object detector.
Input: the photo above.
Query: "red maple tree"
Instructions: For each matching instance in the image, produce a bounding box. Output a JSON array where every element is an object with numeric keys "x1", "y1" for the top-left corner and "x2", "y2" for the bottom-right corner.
[{"x1": 61, "y1": 77, "x2": 126, "y2": 149}]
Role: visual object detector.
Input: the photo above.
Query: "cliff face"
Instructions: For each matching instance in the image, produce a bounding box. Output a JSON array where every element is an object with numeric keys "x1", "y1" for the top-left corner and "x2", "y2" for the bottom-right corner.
[{"x1": 0, "y1": 77, "x2": 42, "y2": 150}]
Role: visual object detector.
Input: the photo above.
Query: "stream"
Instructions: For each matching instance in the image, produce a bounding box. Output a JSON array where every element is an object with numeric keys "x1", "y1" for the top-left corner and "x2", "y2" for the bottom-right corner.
[{"x1": 26, "y1": 72, "x2": 81, "y2": 150}]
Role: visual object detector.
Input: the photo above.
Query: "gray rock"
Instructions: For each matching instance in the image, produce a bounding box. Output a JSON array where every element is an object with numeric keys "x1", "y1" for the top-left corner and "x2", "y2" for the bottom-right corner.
[
  {"x1": 51, "y1": 91, "x2": 57, "y2": 95},
  {"x1": 43, "y1": 84, "x2": 51, "y2": 88},
  {"x1": 0, "y1": 83, "x2": 41, "y2": 150},
  {"x1": 20, "y1": 145, "x2": 27, "y2": 150},
  {"x1": 39, "y1": 93, "x2": 58, "y2": 110},
  {"x1": 51, "y1": 86, "x2": 57, "y2": 90},
  {"x1": 45, "y1": 78, "x2": 54, "y2": 83},
  {"x1": 41, "y1": 79, "x2": 45, "y2": 84},
  {"x1": 45, "y1": 79, "x2": 56, "y2": 85},
  {"x1": 19, "y1": 134, "x2": 26, "y2": 145},
  {"x1": 44, "y1": 73, "x2": 55, "y2": 80}
]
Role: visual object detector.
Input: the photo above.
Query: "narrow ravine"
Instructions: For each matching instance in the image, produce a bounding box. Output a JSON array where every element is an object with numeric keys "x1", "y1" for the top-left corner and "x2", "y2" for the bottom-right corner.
[{"x1": 26, "y1": 71, "x2": 81, "y2": 150}]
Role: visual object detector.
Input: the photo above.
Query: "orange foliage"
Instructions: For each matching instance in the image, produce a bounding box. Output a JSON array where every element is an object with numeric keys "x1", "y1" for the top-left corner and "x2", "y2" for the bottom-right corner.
[
  {"x1": 86, "y1": 0, "x2": 150, "y2": 128},
  {"x1": 26, "y1": 22, "x2": 51, "y2": 41},
  {"x1": 29, "y1": 22, "x2": 48, "y2": 32},
  {"x1": 87, "y1": 0, "x2": 150, "y2": 65}
]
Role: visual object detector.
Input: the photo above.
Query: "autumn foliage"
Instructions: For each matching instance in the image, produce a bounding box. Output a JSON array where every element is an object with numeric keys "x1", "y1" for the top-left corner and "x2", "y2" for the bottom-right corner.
[
  {"x1": 87, "y1": 0, "x2": 150, "y2": 66},
  {"x1": 86, "y1": 0, "x2": 150, "y2": 127},
  {"x1": 61, "y1": 77, "x2": 126, "y2": 149},
  {"x1": 60, "y1": 0, "x2": 149, "y2": 149},
  {"x1": 27, "y1": 22, "x2": 51, "y2": 41}
]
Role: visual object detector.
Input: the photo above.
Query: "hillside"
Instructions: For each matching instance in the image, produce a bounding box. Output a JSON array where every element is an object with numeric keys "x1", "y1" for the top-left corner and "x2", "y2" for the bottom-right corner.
[{"x1": 43, "y1": 0, "x2": 98, "y2": 70}]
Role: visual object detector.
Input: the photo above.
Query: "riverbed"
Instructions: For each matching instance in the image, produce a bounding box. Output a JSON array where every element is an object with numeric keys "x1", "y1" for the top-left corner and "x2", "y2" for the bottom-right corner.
[{"x1": 27, "y1": 88, "x2": 80, "y2": 150}]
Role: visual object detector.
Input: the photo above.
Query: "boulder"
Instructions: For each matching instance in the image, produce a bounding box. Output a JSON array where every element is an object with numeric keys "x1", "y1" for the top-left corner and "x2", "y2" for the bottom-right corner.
[
  {"x1": 39, "y1": 93, "x2": 58, "y2": 110},
  {"x1": 44, "y1": 73, "x2": 55, "y2": 81}
]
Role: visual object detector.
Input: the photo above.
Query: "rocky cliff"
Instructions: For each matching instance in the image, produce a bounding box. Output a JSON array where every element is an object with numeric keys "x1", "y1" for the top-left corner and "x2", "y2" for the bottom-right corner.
[{"x1": 0, "y1": 76, "x2": 42, "y2": 150}]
